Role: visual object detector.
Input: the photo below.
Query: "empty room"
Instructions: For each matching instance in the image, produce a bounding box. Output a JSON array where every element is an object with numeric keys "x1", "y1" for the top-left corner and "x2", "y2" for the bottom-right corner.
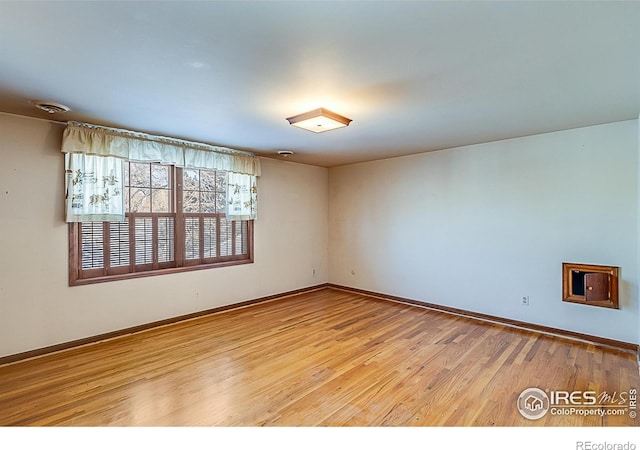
[{"x1": 0, "y1": 0, "x2": 639, "y2": 437}]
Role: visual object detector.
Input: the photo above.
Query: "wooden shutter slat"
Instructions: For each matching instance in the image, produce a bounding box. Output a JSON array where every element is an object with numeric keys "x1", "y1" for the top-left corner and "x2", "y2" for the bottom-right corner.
[
  {"x1": 109, "y1": 221, "x2": 130, "y2": 268},
  {"x1": 134, "y1": 217, "x2": 153, "y2": 266},
  {"x1": 184, "y1": 217, "x2": 200, "y2": 260},
  {"x1": 81, "y1": 222, "x2": 104, "y2": 269}
]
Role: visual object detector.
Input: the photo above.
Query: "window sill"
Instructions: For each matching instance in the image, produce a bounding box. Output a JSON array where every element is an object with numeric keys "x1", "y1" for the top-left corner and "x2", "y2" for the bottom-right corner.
[{"x1": 70, "y1": 258, "x2": 253, "y2": 286}]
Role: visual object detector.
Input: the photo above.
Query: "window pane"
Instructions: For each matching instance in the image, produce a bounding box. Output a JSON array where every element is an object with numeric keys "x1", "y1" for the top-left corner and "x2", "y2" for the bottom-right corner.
[
  {"x1": 81, "y1": 222, "x2": 104, "y2": 269},
  {"x1": 216, "y1": 172, "x2": 227, "y2": 213},
  {"x1": 151, "y1": 165, "x2": 169, "y2": 189},
  {"x1": 216, "y1": 192, "x2": 226, "y2": 213},
  {"x1": 183, "y1": 190, "x2": 199, "y2": 213},
  {"x1": 158, "y1": 217, "x2": 175, "y2": 263},
  {"x1": 109, "y1": 221, "x2": 130, "y2": 267},
  {"x1": 200, "y1": 170, "x2": 216, "y2": 192},
  {"x1": 203, "y1": 217, "x2": 217, "y2": 258},
  {"x1": 216, "y1": 172, "x2": 227, "y2": 193},
  {"x1": 185, "y1": 217, "x2": 200, "y2": 260},
  {"x1": 130, "y1": 188, "x2": 151, "y2": 212},
  {"x1": 152, "y1": 188, "x2": 170, "y2": 213},
  {"x1": 201, "y1": 191, "x2": 216, "y2": 213},
  {"x1": 135, "y1": 217, "x2": 153, "y2": 265},
  {"x1": 130, "y1": 163, "x2": 151, "y2": 188},
  {"x1": 183, "y1": 169, "x2": 200, "y2": 191}
]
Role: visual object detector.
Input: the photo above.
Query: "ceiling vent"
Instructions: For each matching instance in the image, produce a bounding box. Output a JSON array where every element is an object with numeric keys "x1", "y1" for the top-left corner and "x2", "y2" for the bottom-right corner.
[{"x1": 31, "y1": 100, "x2": 71, "y2": 114}]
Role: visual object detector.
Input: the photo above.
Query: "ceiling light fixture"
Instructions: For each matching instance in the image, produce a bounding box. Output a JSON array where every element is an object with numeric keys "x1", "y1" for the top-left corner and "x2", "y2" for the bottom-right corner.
[
  {"x1": 277, "y1": 150, "x2": 294, "y2": 157},
  {"x1": 286, "y1": 108, "x2": 352, "y2": 133},
  {"x1": 31, "y1": 100, "x2": 71, "y2": 114}
]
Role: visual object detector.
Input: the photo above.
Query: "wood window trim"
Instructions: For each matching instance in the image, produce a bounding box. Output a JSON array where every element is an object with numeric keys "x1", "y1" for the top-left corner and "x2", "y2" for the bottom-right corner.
[
  {"x1": 68, "y1": 220, "x2": 254, "y2": 286},
  {"x1": 562, "y1": 262, "x2": 619, "y2": 309}
]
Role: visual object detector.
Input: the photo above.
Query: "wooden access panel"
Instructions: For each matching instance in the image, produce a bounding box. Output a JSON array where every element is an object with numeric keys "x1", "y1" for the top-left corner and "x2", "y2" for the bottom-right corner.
[
  {"x1": 584, "y1": 273, "x2": 609, "y2": 303},
  {"x1": 562, "y1": 262, "x2": 619, "y2": 309}
]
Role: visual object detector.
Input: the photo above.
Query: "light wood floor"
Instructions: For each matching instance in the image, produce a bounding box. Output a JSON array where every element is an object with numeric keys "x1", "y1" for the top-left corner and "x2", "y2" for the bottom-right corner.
[{"x1": 1, "y1": 288, "x2": 638, "y2": 426}]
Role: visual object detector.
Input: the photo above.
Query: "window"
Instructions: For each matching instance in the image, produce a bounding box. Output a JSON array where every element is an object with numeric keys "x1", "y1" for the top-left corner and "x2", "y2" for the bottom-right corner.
[{"x1": 69, "y1": 162, "x2": 253, "y2": 285}]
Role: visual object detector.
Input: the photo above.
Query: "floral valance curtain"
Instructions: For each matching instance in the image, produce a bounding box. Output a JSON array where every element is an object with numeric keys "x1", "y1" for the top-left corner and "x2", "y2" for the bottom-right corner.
[
  {"x1": 62, "y1": 121, "x2": 260, "y2": 222},
  {"x1": 62, "y1": 121, "x2": 261, "y2": 176}
]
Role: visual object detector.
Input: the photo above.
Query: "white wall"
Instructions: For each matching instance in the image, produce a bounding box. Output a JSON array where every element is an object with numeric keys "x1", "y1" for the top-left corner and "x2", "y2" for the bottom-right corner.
[
  {"x1": 329, "y1": 120, "x2": 639, "y2": 344},
  {"x1": 0, "y1": 113, "x2": 329, "y2": 358}
]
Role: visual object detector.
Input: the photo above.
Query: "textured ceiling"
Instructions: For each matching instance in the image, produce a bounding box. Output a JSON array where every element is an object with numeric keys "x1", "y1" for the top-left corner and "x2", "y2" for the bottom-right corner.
[{"x1": 0, "y1": 1, "x2": 639, "y2": 167}]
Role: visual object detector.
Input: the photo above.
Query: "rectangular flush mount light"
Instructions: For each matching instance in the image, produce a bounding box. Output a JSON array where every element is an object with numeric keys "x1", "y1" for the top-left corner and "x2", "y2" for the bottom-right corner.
[{"x1": 286, "y1": 108, "x2": 352, "y2": 133}]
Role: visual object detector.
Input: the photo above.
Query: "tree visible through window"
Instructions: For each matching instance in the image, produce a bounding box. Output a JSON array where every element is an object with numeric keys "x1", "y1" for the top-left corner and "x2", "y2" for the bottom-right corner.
[{"x1": 69, "y1": 162, "x2": 253, "y2": 285}]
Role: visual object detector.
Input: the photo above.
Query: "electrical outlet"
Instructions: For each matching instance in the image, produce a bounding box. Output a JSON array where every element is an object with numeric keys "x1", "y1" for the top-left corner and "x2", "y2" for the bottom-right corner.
[
  {"x1": 521, "y1": 296, "x2": 530, "y2": 306},
  {"x1": 312, "y1": 269, "x2": 316, "y2": 276}
]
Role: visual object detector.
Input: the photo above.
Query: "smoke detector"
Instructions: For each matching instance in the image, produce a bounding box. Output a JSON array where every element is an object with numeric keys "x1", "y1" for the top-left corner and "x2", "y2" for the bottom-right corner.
[
  {"x1": 277, "y1": 150, "x2": 294, "y2": 157},
  {"x1": 31, "y1": 100, "x2": 71, "y2": 114}
]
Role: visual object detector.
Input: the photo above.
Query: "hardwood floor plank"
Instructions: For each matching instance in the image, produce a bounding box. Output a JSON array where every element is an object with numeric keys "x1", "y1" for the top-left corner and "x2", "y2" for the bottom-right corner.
[{"x1": 0, "y1": 288, "x2": 637, "y2": 426}]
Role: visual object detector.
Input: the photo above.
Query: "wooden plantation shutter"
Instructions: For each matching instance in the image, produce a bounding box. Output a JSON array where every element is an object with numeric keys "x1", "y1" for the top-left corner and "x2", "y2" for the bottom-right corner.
[
  {"x1": 109, "y1": 221, "x2": 130, "y2": 267},
  {"x1": 81, "y1": 222, "x2": 105, "y2": 270},
  {"x1": 203, "y1": 217, "x2": 217, "y2": 259},
  {"x1": 158, "y1": 217, "x2": 175, "y2": 263}
]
